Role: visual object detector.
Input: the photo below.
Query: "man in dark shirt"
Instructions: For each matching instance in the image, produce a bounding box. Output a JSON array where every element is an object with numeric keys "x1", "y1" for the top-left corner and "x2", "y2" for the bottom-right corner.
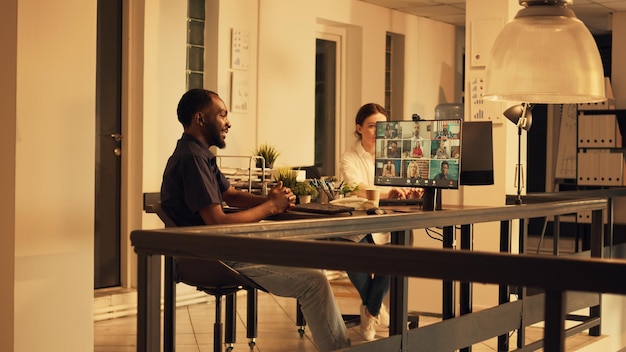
[
  {"x1": 160, "y1": 89, "x2": 349, "y2": 350},
  {"x1": 433, "y1": 160, "x2": 449, "y2": 181},
  {"x1": 387, "y1": 140, "x2": 401, "y2": 158}
]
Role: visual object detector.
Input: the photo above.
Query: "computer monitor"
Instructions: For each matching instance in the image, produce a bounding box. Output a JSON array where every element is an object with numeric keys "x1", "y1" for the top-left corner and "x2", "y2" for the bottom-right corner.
[
  {"x1": 459, "y1": 121, "x2": 494, "y2": 186},
  {"x1": 375, "y1": 119, "x2": 461, "y2": 188},
  {"x1": 374, "y1": 119, "x2": 462, "y2": 210}
]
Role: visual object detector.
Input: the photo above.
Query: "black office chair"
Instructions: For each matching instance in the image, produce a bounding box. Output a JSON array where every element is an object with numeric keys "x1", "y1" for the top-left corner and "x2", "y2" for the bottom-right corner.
[
  {"x1": 143, "y1": 193, "x2": 357, "y2": 348},
  {"x1": 145, "y1": 196, "x2": 264, "y2": 352}
]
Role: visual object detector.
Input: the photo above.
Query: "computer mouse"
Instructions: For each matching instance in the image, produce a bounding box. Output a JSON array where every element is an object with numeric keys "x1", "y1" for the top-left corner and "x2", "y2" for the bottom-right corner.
[{"x1": 366, "y1": 207, "x2": 387, "y2": 215}]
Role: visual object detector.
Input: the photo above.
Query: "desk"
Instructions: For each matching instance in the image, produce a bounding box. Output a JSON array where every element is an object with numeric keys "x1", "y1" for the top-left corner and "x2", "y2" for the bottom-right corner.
[
  {"x1": 133, "y1": 198, "x2": 613, "y2": 352},
  {"x1": 499, "y1": 188, "x2": 626, "y2": 350},
  {"x1": 507, "y1": 188, "x2": 626, "y2": 258}
]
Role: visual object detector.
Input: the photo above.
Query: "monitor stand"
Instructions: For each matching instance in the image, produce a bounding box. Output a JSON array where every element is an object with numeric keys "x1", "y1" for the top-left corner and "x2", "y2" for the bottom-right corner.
[{"x1": 422, "y1": 188, "x2": 442, "y2": 211}]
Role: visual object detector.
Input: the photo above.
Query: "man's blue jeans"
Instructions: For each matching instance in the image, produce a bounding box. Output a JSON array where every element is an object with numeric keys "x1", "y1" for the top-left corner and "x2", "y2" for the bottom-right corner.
[{"x1": 228, "y1": 262, "x2": 350, "y2": 350}]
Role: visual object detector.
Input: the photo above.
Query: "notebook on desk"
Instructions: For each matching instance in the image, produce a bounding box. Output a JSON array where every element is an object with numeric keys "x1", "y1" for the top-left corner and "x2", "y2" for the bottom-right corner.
[{"x1": 291, "y1": 202, "x2": 356, "y2": 215}]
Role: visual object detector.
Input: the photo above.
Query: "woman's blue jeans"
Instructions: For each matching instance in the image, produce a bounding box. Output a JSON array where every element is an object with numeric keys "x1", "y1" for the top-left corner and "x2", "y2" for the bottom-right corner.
[{"x1": 347, "y1": 234, "x2": 390, "y2": 316}]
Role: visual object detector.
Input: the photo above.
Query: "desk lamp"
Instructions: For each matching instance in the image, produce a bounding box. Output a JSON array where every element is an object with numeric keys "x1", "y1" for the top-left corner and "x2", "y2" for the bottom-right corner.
[
  {"x1": 484, "y1": 0, "x2": 605, "y2": 103},
  {"x1": 504, "y1": 103, "x2": 533, "y2": 205}
]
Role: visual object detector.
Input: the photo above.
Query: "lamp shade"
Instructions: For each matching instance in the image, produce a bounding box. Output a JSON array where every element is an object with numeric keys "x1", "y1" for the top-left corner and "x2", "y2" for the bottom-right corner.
[
  {"x1": 484, "y1": 1, "x2": 605, "y2": 103},
  {"x1": 504, "y1": 103, "x2": 533, "y2": 131}
]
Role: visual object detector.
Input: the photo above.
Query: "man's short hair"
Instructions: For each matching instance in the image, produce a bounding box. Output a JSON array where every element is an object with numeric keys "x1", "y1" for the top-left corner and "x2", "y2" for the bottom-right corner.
[{"x1": 176, "y1": 89, "x2": 219, "y2": 127}]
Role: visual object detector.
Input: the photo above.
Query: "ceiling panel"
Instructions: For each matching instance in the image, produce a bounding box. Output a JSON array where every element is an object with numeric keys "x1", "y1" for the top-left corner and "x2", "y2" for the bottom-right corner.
[{"x1": 358, "y1": 0, "x2": 619, "y2": 34}]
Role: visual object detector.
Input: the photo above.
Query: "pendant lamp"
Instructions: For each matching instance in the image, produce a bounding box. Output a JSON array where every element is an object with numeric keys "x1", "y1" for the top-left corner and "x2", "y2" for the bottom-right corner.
[{"x1": 484, "y1": 0, "x2": 605, "y2": 103}]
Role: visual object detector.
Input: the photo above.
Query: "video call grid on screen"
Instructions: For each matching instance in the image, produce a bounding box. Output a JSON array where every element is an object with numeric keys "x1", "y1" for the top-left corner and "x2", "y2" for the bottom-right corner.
[{"x1": 374, "y1": 119, "x2": 461, "y2": 189}]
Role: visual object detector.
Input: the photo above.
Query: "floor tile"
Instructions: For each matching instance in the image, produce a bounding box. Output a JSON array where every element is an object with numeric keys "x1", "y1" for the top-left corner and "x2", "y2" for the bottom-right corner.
[{"x1": 94, "y1": 276, "x2": 605, "y2": 351}]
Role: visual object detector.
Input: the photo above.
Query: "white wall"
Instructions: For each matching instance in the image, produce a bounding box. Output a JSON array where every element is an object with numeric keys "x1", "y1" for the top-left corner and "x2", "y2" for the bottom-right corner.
[
  {"x1": 3, "y1": 0, "x2": 624, "y2": 350},
  {"x1": 256, "y1": 0, "x2": 316, "y2": 167},
  {"x1": 139, "y1": 0, "x2": 458, "y2": 186},
  {"x1": 459, "y1": 0, "x2": 521, "y2": 312},
  {"x1": 142, "y1": 0, "x2": 188, "y2": 194},
  {"x1": 137, "y1": 0, "x2": 460, "y2": 315},
  {"x1": 195, "y1": 0, "x2": 457, "y2": 170},
  {"x1": 10, "y1": 0, "x2": 97, "y2": 350},
  {"x1": 215, "y1": 0, "x2": 260, "y2": 164}
]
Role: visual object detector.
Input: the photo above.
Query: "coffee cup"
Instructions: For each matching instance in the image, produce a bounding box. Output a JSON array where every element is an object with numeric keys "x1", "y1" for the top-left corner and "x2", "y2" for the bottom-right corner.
[{"x1": 365, "y1": 188, "x2": 380, "y2": 208}]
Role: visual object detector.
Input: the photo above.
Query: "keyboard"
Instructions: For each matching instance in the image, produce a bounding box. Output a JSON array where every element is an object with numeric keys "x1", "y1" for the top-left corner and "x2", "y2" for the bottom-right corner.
[
  {"x1": 291, "y1": 202, "x2": 355, "y2": 215},
  {"x1": 378, "y1": 198, "x2": 423, "y2": 206}
]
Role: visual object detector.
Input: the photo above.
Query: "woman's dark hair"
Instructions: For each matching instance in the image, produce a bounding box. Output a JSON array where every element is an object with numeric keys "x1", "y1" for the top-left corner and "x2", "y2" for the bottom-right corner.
[
  {"x1": 176, "y1": 89, "x2": 220, "y2": 127},
  {"x1": 354, "y1": 103, "x2": 388, "y2": 139}
]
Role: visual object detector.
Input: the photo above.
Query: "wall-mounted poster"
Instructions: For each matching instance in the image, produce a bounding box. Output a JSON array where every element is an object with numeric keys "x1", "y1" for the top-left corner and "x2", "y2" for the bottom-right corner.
[
  {"x1": 231, "y1": 71, "x2": 249, "y2": 113},
  {"x1": 231, "y1": 29, "x2": 250, "y2": 70}
]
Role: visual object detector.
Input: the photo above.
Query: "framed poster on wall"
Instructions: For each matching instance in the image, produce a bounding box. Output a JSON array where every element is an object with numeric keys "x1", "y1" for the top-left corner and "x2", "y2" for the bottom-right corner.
[
  {"x1": 231, "y1": 29, "x2": 250, "y2": 70},
  {"x1": 231, "y1": 71, "x2": 249, "y2": 113}
]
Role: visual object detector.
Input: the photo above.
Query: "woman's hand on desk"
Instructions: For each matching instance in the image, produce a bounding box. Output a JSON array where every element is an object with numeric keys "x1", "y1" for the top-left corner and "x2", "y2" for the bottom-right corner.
[
  {"x1": 387, "y1": 187, "x2": 423, "y2": 200},
  {"x1": 388, "y1": 188, "x2": 408, "y2": 199},
  {"x1": 405, "y1": 188, "x2": 424, "y2": 199}
]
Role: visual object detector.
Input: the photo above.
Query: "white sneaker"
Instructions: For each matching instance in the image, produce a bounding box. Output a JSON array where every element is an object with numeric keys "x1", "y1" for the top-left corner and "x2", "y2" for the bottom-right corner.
[
  {"x1": 360, "y1": 305, "x2": 378, "y2": 341},
  {"x1": 377, "y1": 303, "x2": 389, "y2": 328}
]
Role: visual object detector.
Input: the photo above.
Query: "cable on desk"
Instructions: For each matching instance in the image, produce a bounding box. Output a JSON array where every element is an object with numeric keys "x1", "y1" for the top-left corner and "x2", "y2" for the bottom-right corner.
[
  {"x1": 535, "y1": 216, "x2": 548, "y2": 254},
  {"x1": 425, "y1": 228, "x2": 443, "y2": 242}
]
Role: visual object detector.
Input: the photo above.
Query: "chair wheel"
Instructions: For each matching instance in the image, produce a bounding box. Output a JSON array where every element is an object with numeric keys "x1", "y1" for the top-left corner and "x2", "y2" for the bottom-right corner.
[
  {"x1": 408, "y1": 316, "x2": 419, "y2": 329},
  {"x1": 298, "y1": 326, "x2": 306, "y2": 337},
  {"x1": 226, "y1": 347, "x2": 234, "y2": 352},
  {"x1": 248, "y1": 338, "x2": 256, "y2": 349}
]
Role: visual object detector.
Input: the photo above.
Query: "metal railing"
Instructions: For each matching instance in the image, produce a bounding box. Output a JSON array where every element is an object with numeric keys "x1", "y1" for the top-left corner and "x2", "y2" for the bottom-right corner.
[{"x1": 132, "y1": 196, "x2": 626, "y2": 352}]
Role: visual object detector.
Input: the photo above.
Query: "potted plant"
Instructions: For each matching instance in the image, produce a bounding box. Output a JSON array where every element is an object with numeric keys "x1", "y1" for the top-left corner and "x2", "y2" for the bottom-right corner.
[
  {"x1": 341, "y1": 182, "x2": 361, "y2": 197},
  {"x1": 273, "y1": 166, "x2": 298, "y2": 189},
  {"x1": 252, "y1": 143, "x2": 280, "y2": 169},
  {"x1": 292, "y1": 181, "x2": 318, "y2": 204}
]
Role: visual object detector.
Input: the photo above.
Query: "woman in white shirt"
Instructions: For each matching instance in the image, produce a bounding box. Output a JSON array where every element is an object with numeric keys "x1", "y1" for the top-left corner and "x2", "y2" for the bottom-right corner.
[{"x1": 339, "y1": 103, "x2": 422, "y2": 341}]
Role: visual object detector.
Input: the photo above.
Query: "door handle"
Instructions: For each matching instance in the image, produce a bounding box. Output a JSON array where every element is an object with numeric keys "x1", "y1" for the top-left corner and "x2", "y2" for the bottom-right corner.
[
  {"x1": 110, "y1": 133, "x2": 122, "y2": 157},
  {"x1": 110, "y1": 133, "x2": 122, "y2": 142}
]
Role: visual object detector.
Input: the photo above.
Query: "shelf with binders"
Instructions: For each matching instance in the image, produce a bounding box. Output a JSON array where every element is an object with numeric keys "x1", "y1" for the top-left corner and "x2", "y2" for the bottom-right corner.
[
  {"x1": 575, "y1": 109, "x2": 626, "y2": 227},
  {"x1": 576, "y1": 109, "x2": 626, "y2": 187},
  {"x1": 217, "y1": 155, "x2": 273, "y2": 195},
  {"x1": 577, "y1": 109, "x2": 626, "y2": 149}
]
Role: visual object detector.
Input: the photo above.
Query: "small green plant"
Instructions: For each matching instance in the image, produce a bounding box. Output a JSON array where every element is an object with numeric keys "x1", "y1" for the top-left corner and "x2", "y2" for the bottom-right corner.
[
  {"x1": 341, "y1": 182, "x2": 360, "y2": 196},
  {"x1": 252, "y1": 143, "x2": 280, "y2": 168},
  {"x1": 292, "y1": 181, "x2": 318, "y2": 198},
  {"x1": 273, "y1": 166, "x2": 298, "y2": 189}
]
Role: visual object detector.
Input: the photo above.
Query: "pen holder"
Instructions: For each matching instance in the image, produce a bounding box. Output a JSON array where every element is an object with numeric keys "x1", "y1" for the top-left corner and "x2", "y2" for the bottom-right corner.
[
  {"x1": 317, "y1": 188, "x2": 329, "y2": 204},
  {"x1": 331, "y1": 190, "x2": 343, "y2": 200},
  {"x1": 317, "y1": 188, "x2": 343, "y2": 204}
]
